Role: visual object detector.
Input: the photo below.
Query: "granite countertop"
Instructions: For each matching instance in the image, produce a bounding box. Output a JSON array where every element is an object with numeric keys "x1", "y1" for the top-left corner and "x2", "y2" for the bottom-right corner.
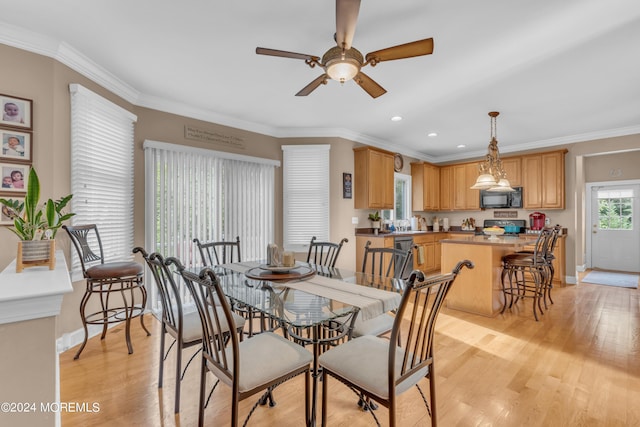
[
  {"x1": 355, "y1": 228, "x2": 478, "y2": 237},
  {"x1": 441, "y1": 234, "x2": 539, "y2": 246}
]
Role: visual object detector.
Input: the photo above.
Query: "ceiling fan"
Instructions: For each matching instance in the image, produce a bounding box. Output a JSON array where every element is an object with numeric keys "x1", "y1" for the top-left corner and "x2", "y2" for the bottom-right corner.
[{"x1": 256, "y1": 0, "x2": 434, "y2": 98}]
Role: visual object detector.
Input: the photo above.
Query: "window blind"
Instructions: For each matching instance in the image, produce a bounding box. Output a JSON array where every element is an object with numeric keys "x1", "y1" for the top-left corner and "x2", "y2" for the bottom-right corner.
[
  {"x1": 282, "y1": 145, "x2": 330, "y2": 252},
  {"x1": 69, "y1": 84, "x2": 137, "y2": 277},
  {"x1": 143, "y1": 140, "x2": 277, "y2": 266}
]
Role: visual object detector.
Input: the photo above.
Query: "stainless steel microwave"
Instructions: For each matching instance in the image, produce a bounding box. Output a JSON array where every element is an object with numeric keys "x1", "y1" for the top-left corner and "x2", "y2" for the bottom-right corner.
[{"x1": 479, "y1": 187, "x2": 523, "y2": 209}]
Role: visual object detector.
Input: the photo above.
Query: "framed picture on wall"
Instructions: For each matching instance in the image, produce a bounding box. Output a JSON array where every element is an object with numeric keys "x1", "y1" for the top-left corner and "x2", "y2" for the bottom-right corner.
[
  {"x1": 343, "y1": 172, "x2": 352, "y2": 199},
  {"x1": 0, "y1": 162, "x2": 30, "y2": 193},
  {"x1": 0, "y1": 94, "x2": 33, "y2": 130},
  {"x1": 0, "y1": 197, "x2": 23, "y2": 226},
  {"x1": 0, "y1": 129, "x2": 32, "y2": 162}
]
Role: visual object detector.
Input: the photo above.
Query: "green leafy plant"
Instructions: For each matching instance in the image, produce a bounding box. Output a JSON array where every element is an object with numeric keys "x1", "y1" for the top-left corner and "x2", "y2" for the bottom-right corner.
[
  {"x1": 0, "y1": 168, "x2": 74, "y2": 240},
  {"x1": 368, "y1": 211, "x2": 381, "y2": 222}
]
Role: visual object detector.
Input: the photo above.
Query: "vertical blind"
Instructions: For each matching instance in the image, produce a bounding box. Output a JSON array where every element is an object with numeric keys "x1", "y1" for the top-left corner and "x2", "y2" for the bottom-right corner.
[
  {"x1": 143, "y1": 140, "x2": 277, "y2": 267},
  {"x1": 69, "y1": 84, "x2": 137, "y2": 276},
  {"x1": 282, "y1": 145, "x2": 330, "y2": 252}
]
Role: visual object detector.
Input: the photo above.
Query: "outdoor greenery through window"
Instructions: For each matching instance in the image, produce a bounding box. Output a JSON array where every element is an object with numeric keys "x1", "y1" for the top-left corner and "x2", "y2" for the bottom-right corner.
[{"x1": 598, "y1": 189, "x2": 633, "y2": 230}]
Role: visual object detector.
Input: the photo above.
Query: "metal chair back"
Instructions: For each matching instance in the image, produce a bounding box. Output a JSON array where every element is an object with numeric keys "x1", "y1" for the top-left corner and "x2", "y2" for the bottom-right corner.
[
  {"x1": 361, "y1": 240, "x2": 416, "y2": 280},
  {"x1": 63, "y1": 224, "x2": 104, "y2": 275},
  {"x1": 306, "y1": 236, "x2": 348, "y2": 267},
  {"x1": 193, "y1": 236, "x2": 241, "y2": 266}
]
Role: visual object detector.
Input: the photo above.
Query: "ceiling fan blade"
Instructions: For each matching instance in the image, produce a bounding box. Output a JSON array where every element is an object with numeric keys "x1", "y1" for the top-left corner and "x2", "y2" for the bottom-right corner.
[
  {"x1": 295, "y1": 74, "x2": 328, "y2": 96},
  {"x1": 335, "y1": 0, "x2": 361, "y2": 50},
  {"x1": 256, "y1": 47, "x2": 320, "y2": 62},
  {"x1": 354, "y1": 71, "x2": 386, "y2": 98},
  {"x1": 365, "y1": 38, "x2": 434, "y2": 64}
]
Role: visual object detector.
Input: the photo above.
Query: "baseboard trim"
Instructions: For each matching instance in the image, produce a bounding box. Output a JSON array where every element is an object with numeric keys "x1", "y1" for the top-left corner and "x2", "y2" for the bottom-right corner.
[{"x1": 56, "y1": 323, "x2": 118, "y2": 354}]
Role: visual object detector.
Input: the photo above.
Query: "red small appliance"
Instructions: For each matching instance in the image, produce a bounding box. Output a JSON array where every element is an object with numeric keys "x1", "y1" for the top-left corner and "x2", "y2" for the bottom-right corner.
[{"x1": 529, "y1": 212, "x2": 546, "y2": 230}]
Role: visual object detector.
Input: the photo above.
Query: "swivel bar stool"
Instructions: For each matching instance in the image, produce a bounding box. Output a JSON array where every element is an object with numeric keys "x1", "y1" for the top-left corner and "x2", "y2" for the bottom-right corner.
[{"x1": 64, "y1": 224, "x2": 150, "y2": 359}]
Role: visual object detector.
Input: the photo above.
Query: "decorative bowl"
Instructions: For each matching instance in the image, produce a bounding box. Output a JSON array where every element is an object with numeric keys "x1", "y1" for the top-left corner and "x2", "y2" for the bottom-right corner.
[{"x1": 483, "y1": 227, "x2": 506, "y2": 240}]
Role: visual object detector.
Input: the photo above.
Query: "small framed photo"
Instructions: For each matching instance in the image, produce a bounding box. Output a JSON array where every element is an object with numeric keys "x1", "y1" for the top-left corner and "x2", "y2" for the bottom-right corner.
[
  {"x1": 0, "y1": 197, "x2": 23, "y2": 225},
  {"x1": 0, "y1": 94, "x2": 33, "y2": 130},
  {"x1": 1, "y1": 129, "x2": 32, "y2": 162},
  {"x1": 0, "y1": 162, "x2": 30, "y2": 193},
  {"x1": 343, "y1": 172, "x2": 352, "y2": 199}
]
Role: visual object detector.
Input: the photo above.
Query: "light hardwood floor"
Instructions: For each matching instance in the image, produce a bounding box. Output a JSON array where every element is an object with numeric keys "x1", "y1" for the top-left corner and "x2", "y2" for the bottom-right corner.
[{"x1": 60, "y1": 272, "x2": 640, "y2": 426}]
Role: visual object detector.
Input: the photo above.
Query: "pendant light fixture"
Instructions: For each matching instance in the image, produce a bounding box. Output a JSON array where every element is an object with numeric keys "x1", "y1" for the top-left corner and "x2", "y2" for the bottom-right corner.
[{"x1": 470, "y1": 111, "x2": 514, "y2": 192}]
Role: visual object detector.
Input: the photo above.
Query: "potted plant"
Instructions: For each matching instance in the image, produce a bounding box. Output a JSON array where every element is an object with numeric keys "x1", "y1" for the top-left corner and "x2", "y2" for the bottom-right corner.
[
  {"x1": 368, "y1": 211, "x2": 381, "y2": 230},
  {"x1": 0, "y1": 168, "x2": 74, "y2": 271}
]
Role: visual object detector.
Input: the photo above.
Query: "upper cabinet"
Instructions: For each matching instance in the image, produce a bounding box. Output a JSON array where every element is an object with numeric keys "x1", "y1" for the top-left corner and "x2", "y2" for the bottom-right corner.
[
  {"x1": 439, "y1": 165, "x2": 453, "y2": 211},
  {"x1": 501, "y1": 157, "x2": 522, "y2": 187},
  {"x1": 411, "y1": 162, "x2": 440, "y2": 211},
  {"x1": 522, "y1": 150, "x2": 566, "y2": 209},
  {"x1": 449, "y1": 162, "x2": 480, "y2": 211},
  {"x1": 353, "y1": 147, "x2": 394, "y2": 209}
]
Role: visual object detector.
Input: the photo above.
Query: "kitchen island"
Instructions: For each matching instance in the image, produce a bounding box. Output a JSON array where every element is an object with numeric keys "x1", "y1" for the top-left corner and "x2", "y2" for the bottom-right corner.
[{"x1": 441, "y1": 234, "x2": 538, "y2": 317}]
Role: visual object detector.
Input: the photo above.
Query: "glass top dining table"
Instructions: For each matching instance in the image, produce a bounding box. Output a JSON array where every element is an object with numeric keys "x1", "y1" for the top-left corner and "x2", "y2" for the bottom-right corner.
[
  {"x1": 206, "y1": 261, "x2": 405, "y2": 329},
  {"x1": 199, "y1": 260, "x2": 406, "y2": 426}
]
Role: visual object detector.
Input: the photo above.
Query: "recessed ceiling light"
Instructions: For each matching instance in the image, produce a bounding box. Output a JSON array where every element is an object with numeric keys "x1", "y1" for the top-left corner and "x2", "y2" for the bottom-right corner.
[
  {"x1": 428, "y1": 132, "x2": 438, "y2": 137},
  {"x1": 391, "y1": 116, "x2": 403, "y2": 122},
  {"x1": 457, "y1": 144, "x2": 466, "y2": 149}
]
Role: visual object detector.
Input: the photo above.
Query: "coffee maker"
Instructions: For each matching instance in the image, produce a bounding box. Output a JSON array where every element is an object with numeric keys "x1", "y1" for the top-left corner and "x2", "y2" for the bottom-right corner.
[{"x1": 529, "y1": 212, "x2": 546, "y2": 230}]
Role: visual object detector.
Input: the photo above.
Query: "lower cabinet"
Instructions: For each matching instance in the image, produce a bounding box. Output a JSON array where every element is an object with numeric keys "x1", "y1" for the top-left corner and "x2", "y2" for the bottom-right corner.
[{"x1": 413, "y1": 233, "x2": 446, "y2": 273}]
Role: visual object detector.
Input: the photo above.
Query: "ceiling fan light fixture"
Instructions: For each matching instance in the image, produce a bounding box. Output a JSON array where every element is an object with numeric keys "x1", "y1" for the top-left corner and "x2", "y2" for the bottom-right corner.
[{"x1": 323, "y1": 46, "x2": 363, "y2": 82}]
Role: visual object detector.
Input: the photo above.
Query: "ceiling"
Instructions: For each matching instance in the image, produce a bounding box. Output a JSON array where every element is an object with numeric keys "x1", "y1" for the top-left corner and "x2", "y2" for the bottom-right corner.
[{"x1": 1, "y1": 0, "x2": 639, "y2": 163}]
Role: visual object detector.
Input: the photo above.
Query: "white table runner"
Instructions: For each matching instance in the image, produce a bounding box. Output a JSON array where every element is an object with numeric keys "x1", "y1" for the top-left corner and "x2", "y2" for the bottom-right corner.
[{"x1": 220, "y1": 262, "x2": 400, "y2": 321}]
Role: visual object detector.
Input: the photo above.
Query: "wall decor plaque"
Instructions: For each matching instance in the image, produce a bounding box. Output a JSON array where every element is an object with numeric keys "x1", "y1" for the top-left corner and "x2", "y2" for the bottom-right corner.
[
  {"x1": 494, "y1": 210, "x2": 518, "y2": 219},
  {"x1": 184, "y1": 125, "x2": 246, "y2": 149}
]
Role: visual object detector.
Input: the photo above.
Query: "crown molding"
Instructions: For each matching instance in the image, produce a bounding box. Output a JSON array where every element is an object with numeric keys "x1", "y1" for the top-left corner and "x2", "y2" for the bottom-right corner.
[{"x1": 1, "y1": 21, "x2": 638, "y2": 164}]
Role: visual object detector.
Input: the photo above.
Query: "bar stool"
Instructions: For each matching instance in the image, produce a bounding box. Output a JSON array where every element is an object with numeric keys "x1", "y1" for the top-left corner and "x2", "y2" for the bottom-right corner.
[
  {"x1": 500, "y1": 227, "x2": 554, "y2": 321},
  {"x1": 64, "y1": 224, "x2": 150, "y2": 359},
  {"x1": 513, "y1": 225, "x2": 561, "y2": 307}
]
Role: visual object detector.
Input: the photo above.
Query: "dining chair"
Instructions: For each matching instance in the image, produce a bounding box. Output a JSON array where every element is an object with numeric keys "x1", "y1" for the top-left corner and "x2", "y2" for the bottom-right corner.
[
  {"x1": 353, "y1": 240, "x2": 417, "y2": 338},
  {"x1": 319, "y1": 260, "x2": 474, "y2": 427},
  {"x1": 193, "y1": 236, "x2": 241, "y2": 266},
  {"x1": 172, "y1": 263, "x2": 313, "y2": 427},
  {"x1": 306, "y1": 236, "x2": 349, "y2": 267},
  {"x1": 361, "y1": 240, "x2": 415, "y2": 281},
  {"x1": 193, "y1": 236, "x2": 264, "y2": 335},
  {"x1": 63, "y1": 224, "x2": 150, "y2": 360},
  {"x1": 133, "y1": 248, "x2": 245, "y2": 414}
]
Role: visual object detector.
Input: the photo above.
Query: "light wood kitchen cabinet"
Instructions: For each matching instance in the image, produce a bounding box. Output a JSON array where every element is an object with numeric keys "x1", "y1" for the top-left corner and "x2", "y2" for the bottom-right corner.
[
  {"x1": 501, "y1": 157, "x2": 522, "y2": 187},
  {"x1": 465, "y1": 163, "x2": 481, "y2": 210},
  {"x1": 522, "y1": 150, "x2": 566, "y2": 209},
  {"x1": 439, "y1": 165, "x2": 453, "y2": 210},
  {"x1": 453, "y1": 164, "x2": 466, "y2": 210},
  {"x1": 353, "y1": 147, "x2": 394, "y2": 209},
  {"x1": 411, "y1": 162, "x2": 440, "y2": 211},
  {"x1": 413, "y1": 234, "x2": 436, "y2": 272},
  {"x1": 453, "y1": 162, "x2": 481, "y2": 210},
  {"x1": 413, "y1": 233, "x2": 446, "y2": 273}
]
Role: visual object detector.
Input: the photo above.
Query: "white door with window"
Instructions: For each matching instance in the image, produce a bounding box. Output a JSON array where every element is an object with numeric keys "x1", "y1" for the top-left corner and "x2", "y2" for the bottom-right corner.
[{"x1": 588, "y1": 182, "x2": 640, "y2": 272}]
